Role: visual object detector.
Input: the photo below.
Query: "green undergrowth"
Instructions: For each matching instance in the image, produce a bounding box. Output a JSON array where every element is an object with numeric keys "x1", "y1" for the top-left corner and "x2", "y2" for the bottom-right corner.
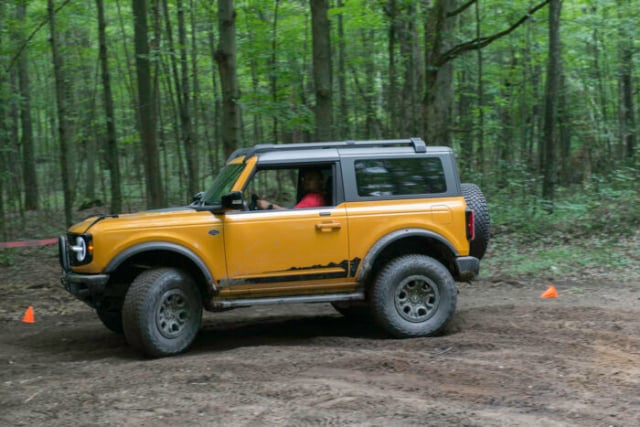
[
  {"x1": 483, "y1": 167, "x2": 640, "y2": 277},
  {"x1": 482, "y1": 233, "x2": 638, "y2": 277}
]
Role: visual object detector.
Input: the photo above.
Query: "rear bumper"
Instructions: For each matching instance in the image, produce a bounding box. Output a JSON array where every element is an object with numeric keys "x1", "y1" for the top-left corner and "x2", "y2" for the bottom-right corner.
[{"x1": 455, "y1": 256, "x2": 480, "y2": 281}]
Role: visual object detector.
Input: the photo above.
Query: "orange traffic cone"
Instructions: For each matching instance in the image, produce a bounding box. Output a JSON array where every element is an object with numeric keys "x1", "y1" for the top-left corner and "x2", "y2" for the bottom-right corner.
[
  {"x1": 22, "y1": 306, "x2": 35, "y2": 323},
  {"x1": 540, "y1": 285, "x2": 558, "y2": 299}
]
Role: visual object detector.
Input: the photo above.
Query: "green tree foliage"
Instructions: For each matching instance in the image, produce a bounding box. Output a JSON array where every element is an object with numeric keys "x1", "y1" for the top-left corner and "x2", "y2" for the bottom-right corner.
[{"x1": 0, "y1": 0, "x2": 637, "y2": 237}]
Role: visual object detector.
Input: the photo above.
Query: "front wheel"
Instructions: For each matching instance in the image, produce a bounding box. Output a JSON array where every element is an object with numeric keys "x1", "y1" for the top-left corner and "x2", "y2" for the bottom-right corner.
[
  {"x1": 371, "y1": 255, "x2": 457, "y2": 338},
  {"x1": 96, "y1": 301, "x2": 124, "y2": 334},
  {"x1": 122, "y1": 268, "x2": 202, "y2": 357}
]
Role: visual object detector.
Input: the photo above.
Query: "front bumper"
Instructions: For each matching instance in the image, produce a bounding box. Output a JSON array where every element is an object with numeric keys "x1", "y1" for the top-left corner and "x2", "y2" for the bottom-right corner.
[
  {"x1": 59, "y1": 235, "x2": 109, "y2": 308},
  {"x1": 61, "y1": 272, "x2": 110, "y2": 308},
  {"x1": 455, "y1": 256, "x2": 480, "y2": 281}
]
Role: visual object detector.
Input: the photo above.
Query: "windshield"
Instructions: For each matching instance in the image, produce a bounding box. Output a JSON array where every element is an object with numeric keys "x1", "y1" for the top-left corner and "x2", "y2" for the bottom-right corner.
[{"x1": 201, "y1": 163, "x2": 245, "y2": 205}]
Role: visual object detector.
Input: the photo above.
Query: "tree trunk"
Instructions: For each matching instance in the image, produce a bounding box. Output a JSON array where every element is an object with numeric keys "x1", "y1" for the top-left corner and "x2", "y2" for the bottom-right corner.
[
  {"x1": 398, "y1": 2, "x2": 421, "y2": 137},
  {"x1": 132, "y1": 0, "x2": 165, "y2": 208},
  {"x1": 617, "y1": 0, "x2": 636, "y2": 163},
  {"x1": 16, "y1": 1, "x2": 38, "y2": 211},
  {"x1": 247, "y1": 8, "x2": 262, "y2": 146},
  {"x1": 270, "y1": 0, "x2": 279, "y2": 144},
  {"x1": 48, "y1": 0, "x2": 73, "y2": 226},
  {"x1": 216, "y1": 0, "x2": 241, "y2": 158},
  {"x1": 177, "y1": 0, "x2": 198, "y2": 197},
  {"x1": 96, "y1": 0, "x2": 122, "y2": 213},
  {"x1": 336, "y1": 0, "x2": 347, "y2": 139},
  {"x1": 207, "y1": 15, "x2": 221, "y2": 171},
  {"x1": 0, "y1": 0, "x2": 6, "y2": 238},
  {"x1": 475, "y1": 0, "x2": 485, "y2": 174},
  {"x1": 558, "y1": 73, "x2": 571, "y2": 184},
  {"x1": 541, "y1": 0, "x2": 562, "y2": 209},
  {"x1": 189, "y1": 1, "x2": 202, "y2": 187},
  {"x1": 386, "y1": 0, "x2": 398, "y2": 135},
  {"x1": 423, "y1": 0, "x2": 455, "y2": 146},
  {"x1": 310, "y1": 0, "x2": 333, "y2": 141}
]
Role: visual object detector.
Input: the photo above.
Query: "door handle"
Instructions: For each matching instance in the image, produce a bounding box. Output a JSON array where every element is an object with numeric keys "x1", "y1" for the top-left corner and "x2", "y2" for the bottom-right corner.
[{"x1": 315, "y1": 221, "x2": 342, "y2": 232}]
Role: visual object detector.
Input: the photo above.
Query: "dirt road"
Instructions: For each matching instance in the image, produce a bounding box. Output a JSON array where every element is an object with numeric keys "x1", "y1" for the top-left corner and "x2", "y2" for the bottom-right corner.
[{"x1": 1, "y1": 249, "x2": 639, "y2": 426}]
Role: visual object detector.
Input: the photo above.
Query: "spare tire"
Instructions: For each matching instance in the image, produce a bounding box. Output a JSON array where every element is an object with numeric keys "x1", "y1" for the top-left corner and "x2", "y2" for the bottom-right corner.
[{"x1": 461, "y1": 183, "x2": 490, "y2": 260}]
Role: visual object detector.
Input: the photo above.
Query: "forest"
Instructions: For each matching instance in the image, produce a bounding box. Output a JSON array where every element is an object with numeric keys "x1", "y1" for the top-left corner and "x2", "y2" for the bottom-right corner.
[{"x1": 0, "y1": 0, "x2": 638, "y2": 241}]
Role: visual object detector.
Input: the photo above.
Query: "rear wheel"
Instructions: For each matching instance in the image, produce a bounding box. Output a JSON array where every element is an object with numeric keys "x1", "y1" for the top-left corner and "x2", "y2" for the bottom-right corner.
[
  {"x1": 122, "y1": 268, "x2": 202, "y2": 357},
  {"x1": 371, "y1": 255, "x2": 457, "y2": 338}
]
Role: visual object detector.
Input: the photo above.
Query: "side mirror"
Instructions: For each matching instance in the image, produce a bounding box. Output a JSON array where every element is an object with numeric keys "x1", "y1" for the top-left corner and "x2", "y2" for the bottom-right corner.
[
  {"x1": 191, "y1": 191, "x2": 205, "y2": 204},
  {"x1": 221, "y1": 191, "x2": 245, "y2": 210}
]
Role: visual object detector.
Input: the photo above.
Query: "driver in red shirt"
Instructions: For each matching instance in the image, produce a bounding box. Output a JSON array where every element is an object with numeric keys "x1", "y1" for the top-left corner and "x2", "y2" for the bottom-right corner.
[{"x1": 256, "y1": 169, "x2": 326, "y2": 209}]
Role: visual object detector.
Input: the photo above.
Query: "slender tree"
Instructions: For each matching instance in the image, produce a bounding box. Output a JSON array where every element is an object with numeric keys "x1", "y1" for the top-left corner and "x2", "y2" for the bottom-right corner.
[
  {"x1": 15, "y1": 1, "x2": 38, "y2": 211},
  {"x1": 336, "y1": 0, "x2": 347, "y2": 139},
  {"x1": 216, "y1": 0, "x2": 241, "y2": 157},
  {"x1": 474, "y1": 0, "x2": 484, "y2": 173},
  {"x1": 0, "y1": 0, "x2": 7, "y2": 238},
  {"x1": 48, "y1": 0, "x2": 73, "y2": 226},
  {"x1": 541, "y1": 0, "x2": 562, "y2": 209},
  {"x1": 177, "y1": 0, "x2": 198, "y2": 196},
  {"x1": 270, "y1": 0, "x2": 280, "y2": 144},
  {"x1": 616, "y1": 0, "x2": 636, "y2": 163},
  {"x1": 132, "y1": 0, "x2": 165, "y2": 208},
  {"x1": 207, "y1": 9, "x2": 221, "y2": 170},
  {"x1": 96, "y1": 0, "x2": 122, "y2": 213},
  {"x1": 310, "y1": 0, "x2": 333, "y2": 141}
]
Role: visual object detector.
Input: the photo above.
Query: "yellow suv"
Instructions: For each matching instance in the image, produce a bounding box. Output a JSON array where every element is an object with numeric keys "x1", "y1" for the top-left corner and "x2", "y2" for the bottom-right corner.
[{"x1": 59, "y1": 138, "x2": 489, "y2": 357}]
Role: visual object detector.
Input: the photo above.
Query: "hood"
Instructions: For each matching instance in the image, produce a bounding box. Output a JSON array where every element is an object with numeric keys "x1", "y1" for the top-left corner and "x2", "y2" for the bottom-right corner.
[{"x1": 68, "y1": 206, "x2": 214, "y2": 234}]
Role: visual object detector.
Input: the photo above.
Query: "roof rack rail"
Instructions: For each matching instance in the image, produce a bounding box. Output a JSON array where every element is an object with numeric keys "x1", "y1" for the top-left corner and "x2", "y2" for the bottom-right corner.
[{"x1": 226, "y1": 137, "x2": 426, "y2": 162}]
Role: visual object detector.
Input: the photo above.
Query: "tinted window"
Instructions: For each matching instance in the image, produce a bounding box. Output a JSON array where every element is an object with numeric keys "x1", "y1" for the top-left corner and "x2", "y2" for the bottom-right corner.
[{"x1": 355, "y1": 158, "x2": 446, "y2": 197}]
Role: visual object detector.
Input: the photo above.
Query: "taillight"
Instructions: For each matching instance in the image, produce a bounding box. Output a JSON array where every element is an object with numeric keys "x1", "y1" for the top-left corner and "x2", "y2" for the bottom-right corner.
[{"x1": 466, "y1": 209, "x2": 475, "y2": 241}]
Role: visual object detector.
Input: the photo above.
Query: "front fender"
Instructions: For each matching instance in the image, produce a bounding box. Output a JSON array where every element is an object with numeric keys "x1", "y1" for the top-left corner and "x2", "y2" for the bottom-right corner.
[{"x1": 105, "y1": 241, "x2": 217, "y2": 293}]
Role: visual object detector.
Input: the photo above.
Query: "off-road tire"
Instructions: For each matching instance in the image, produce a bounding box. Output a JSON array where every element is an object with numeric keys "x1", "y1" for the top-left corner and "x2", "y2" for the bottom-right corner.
[
  {"x1": 371, "y1": 255, "x2": 457, "y2": 338},
  {"x1": 122, "y1": 268, "x2": 202, "y2": 358},
  {"x1": 461, "y1": 183, "x2": 490, "y2": 260},
  {"x1": 96, "y1": 302, "x2": 124, "y2": 334}
]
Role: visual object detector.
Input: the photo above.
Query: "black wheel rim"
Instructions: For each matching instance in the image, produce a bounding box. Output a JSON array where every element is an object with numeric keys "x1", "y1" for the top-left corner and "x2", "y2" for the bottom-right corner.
[
  {"x1": 394, "y1": 274, "x2": 439, "y2": 323},
  {"x1": 156, "y1": 288, "x2": 192, "y2": 339}
]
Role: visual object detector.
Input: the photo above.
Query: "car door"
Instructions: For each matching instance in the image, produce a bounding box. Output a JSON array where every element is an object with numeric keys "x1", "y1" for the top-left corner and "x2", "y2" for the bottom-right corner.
[{"x1": 219, "y1": 166, "x2": 355, "y2": 297}]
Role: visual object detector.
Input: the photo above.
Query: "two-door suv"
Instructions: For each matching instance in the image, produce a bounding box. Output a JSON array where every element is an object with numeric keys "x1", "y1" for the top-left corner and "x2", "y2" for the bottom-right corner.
[{"x1": 59, "y1": 138, "x2": 489, "y2": 357}]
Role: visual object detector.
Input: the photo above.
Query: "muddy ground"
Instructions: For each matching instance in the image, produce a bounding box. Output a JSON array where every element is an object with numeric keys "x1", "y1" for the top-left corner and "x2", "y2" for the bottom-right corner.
[{"x1": 1, "y1": 244, "x2": 639, "y2": 427}]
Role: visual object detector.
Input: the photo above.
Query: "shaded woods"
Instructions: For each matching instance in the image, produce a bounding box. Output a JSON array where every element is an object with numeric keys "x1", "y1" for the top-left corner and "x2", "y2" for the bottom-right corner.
[{"x1": 0, "y1": 0, "x2": 637, "y2": 237}]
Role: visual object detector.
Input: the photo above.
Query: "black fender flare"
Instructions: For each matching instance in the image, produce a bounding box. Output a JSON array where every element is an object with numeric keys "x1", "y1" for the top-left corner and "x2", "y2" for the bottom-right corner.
[
  {"x1": 105, "y1": 242, "x2": 217, "y2": 294},
  {"x1": 356, "y1": 228, "x2": 458, "y2": 282}
]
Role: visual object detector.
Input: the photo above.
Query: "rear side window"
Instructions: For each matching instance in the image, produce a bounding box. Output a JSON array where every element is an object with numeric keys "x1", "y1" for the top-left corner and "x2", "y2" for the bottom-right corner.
[{"x1": 355, "y1": 157, "x2": 446, "y2": 197}]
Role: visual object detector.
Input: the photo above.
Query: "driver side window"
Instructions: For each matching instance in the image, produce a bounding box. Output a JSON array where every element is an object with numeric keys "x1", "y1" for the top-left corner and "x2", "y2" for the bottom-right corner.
[{"x1": 247, "y1": 169, "x2": 297, "y2": 208}]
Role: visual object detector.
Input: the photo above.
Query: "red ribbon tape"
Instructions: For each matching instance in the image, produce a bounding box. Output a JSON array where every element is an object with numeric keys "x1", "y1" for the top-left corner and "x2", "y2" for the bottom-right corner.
[{"x1": 0, "y1": 238, "x2": 58, "y2": 249}]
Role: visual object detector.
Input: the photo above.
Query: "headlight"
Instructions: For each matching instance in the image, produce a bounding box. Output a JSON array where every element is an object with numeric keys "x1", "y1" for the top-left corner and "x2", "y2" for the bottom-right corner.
[{"x1": 68, "y1": 234, "x2": 93, "y2": 265}]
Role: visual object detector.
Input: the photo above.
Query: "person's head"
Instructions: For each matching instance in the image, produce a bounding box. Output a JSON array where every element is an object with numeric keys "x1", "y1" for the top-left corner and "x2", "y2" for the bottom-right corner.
[{"x1": 301, "y1": 169, "x2": 324, "y2": 193}]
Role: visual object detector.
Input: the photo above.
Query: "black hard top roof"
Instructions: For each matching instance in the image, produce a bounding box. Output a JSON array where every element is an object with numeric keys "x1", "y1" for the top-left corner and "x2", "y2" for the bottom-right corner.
[{"x1": 226, "y1": 137, "x2": 437, "y2": 163}]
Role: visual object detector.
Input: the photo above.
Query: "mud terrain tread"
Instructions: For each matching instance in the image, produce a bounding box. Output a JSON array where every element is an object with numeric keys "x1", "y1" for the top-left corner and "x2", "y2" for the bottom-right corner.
[
  {"x1": 461, "y1": 183, "x2": 490, "y2": 260},
  {"x1": 371, "y1": 255, "x2": 457, "y2": 338},
  {"x1": 122, "y1": 268, "x2": 202, "y2": 358}
]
